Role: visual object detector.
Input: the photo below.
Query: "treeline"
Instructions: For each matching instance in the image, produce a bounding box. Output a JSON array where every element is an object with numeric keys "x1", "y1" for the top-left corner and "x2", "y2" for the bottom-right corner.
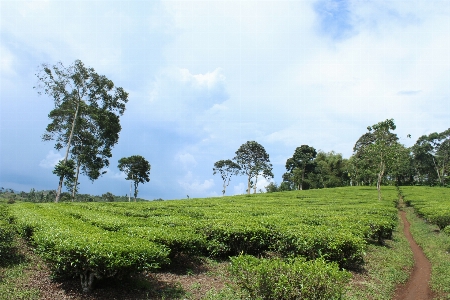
[
  {"x1": 267, "y1": 150, "x2": 351, "y2": 192},
  {"x1": 0, "y1": 188, "x2": 150, "y2": 203},
  {"x1": 268, "y1": 120, "x2": 450, "y2": 193},
  {"x1": 214, "y1": 119, "x2": 449, "y2": 197}
]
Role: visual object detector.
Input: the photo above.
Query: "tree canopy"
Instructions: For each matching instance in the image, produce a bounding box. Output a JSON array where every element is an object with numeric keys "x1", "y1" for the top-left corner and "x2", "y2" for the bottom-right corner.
[
  {"x1": 36, "y1": 60, "x2": 128, "y2": 202},
  {"x1": 213, "y1": 159, "x2": 241, "y2": 196},
  {"x1": 352, "y1": 119, "x2": 403, "y2": 200},
  {"x1": 118, "y1": 155, "x2": 151, "y2": 201},
  {"x1": 412, "y1": 128, "x2": 450, "y2": 186},
  {"x1": 285, "y1": 145, "x2": 317, "y2": 190},
  {"x1": 234, "y1": 141, "x2": 273, "y2": 194}
]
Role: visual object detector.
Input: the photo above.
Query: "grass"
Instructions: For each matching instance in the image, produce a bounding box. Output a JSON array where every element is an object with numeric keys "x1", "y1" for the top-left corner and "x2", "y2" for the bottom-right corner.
[
  {"x1": 0, "y1": 237, "x2": 41, "y2": 300},
  {"x1": 405, "y1": 207, "x2": 450, "y2": 300},
  {"x1": 345, "y1": 213, "x2": 413, "y2": 300}
]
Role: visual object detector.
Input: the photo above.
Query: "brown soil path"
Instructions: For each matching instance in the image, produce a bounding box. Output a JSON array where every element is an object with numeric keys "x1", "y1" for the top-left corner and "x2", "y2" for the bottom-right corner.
[{"x1": 393, "y1": 210, "x2": 433, "y2": 300}]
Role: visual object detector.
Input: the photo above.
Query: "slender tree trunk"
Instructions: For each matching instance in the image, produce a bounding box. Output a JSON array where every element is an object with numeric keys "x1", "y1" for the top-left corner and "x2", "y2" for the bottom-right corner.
[
  {"x1": 300, "y1": 166, "x2": 305, "y2": 190},
  {"x1": 55, "y1": 99, "x2": 81, "y2": 202},
  {"x1": 71, "y1": 160, "x2": 81, "y2": 201},
  {"x1": 377, "y1": 160, "x2": 385, "y2": 200},
  {"x1": 253, "y1": 176, "x2": 258, "y2": 194},
  {"x1": 432, "y1": 157, "x2": 443, "y2": 186},
  {"x1": 247, "y1": 175, "x2": 251, "y2": 194}
]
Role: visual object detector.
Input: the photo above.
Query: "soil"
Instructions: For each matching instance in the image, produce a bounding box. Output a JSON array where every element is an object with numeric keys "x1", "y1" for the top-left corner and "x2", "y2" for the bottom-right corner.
[{"x1": 393, "y1": 210, "x2": 433, "y2": 300}]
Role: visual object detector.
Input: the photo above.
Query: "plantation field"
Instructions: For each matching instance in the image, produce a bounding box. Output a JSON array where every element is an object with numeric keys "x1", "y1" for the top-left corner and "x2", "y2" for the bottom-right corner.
[
  {"x1": 401, "y1": 186, "x2": 450, "y2": 232},
  {"x1": 1, "y1": 186, "x2": 450, "y2": 299}
]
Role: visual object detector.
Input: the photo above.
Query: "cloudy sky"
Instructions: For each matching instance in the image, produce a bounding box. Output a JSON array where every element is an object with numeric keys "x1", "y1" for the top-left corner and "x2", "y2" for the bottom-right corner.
[{"x1": 1, "y1": 0, "x2": 449, "y2": 200}]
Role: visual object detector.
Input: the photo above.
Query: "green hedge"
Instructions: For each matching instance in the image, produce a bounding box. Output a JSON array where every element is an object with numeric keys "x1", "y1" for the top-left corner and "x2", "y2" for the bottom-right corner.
[
  {"x1": 274, "y1": 225, "x2": 365, "y2": 269},
  {"x1": 402, "y1": 187, "x2": 450, "y2": 230},
  {"x1": 229, "y1": 255, "x2": 351, "y2": 300},
  {"x1": 0, "y1": 204, "x2": 15, "y2": 260},
  {"x1": 8, "y1": 187, "x2": 401, "y2": 292},
  {"x1": 11, "y1": 203, "x2": 170, "y2": 292}
]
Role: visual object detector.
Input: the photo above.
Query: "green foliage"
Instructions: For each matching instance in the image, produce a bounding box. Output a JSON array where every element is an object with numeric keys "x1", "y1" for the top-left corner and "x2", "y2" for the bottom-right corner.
[
  {"x1": 264, "y1": 182, "x2": 279, "y2": 193},
  {"x1": 10, "y1": 203, "x2": 169, "y2": 292},
  {"x1": 351, "y1": 119, "x2": 409, "y2": 200},
  {"x1": 118, "y1": 155, "x2": 151, "y2": 201},
  {"x1": 0, "y1": 205, "x2": 15, "y2": 259},
  {"x1": 285, "y1": 145, "x2": 317, "y2": 190},
  {"x1": 8, "y1": 187, "x2": 402, "y2": 292},
  {"x1": 204, "y1": 220, "x2": 275, "y2": 257},
  {"x1": 412, "y1": 128, "x2": 450, "y2": 186},
  {"x1": 124, "y1": 226, "x2": 207, "y2": 258},
  {"x1": 274, "y1": 225, "x2": 365, "y2": 269},
  {"x1": 309, "y1": 151, "x2": 350, "y2": 189},
  {"x1": 403, "y1": 186, "x2": 450, "y2": 230},
  {"x1": 229, "y1": 255, "x2": 351, "y2": 300},
  {"x1": 443, "y1": 226, "x2": 450, "y2": 235},
  {"x1": 36, "y1": 59, "x2": 129, "y2": 202},
  {"x1": 234, "y1": 141, "x2": 273, "y2": 194},
  {"x1": 52, "y1": 160, "x2": 76, "y2": 193},
  {"x1": 102, "y1": 192, "x2": 115, "y2": 202},
  {"x1": 213, "y1": 159, "x2": 241, "y2": 196}
]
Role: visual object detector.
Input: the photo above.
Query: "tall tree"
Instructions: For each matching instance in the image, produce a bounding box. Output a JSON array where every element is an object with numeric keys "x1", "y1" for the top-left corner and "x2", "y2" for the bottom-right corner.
[
  {"x1": 213, "y1": 159, "x2": 241, "y2": 196},
  {"x1": 285, "y1": 145, "x2": 317, "y2": 190},
  {"x1": 353, "y1": 119, "x2": 400, "y2": 200},
  {"x1": 36, "y1": 60, "x2": 128, "y2": 202},
  {"x1": 412, "y1": 128, "x2": 450, "y2": 186},
  {"x1": 309, "y1": 151, "x2": 350, "y2": 189},
  {"x1": 118, "y1": 155, "x2": 151, "y2": 201},
  {"x1": 234, "y1": 141, "x2": 273, "y2": 194}
]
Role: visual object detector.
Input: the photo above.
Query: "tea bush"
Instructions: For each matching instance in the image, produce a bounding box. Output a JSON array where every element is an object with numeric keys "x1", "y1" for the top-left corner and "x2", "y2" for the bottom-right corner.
[{"x1": 229, "y1": 254, "x2": 351, "y2": 300}]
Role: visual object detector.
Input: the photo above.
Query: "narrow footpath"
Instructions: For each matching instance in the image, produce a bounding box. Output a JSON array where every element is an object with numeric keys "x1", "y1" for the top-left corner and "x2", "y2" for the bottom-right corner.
[{"x1": 393, "y1": 210, "x2": 433, "y2": 300}]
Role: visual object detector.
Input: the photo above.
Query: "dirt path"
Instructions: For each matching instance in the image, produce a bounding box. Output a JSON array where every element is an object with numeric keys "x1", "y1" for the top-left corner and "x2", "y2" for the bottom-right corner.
[{"x1": 393, "y1": 210, "x2": 433, "y2": 300}]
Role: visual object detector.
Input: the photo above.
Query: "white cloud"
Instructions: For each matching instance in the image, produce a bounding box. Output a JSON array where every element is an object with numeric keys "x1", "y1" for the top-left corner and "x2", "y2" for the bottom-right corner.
[
  {"x1": 178, "y1": 171, "x2": 214, "y2": 196},
  {"x1": 106, "y1": 169, "x2": 127, "y2": 180},
  {"x1": 0, "y1": 46, "x2": 15, "y2": 77},
  {"x1": 39, "y1": 150, "x2": 62, "y2": 169},
  {"x1": 175, "y1": 152, "x2": 197, "y2": 170},
  {"x1": 255, "y1": 176, "x2": 271, "y2": 193},
  {"x1": 145, "y1": 67, "x2": 229, "y2": 123},
  {"x1": 180, "y1": 68, "x2": 226, "y2": 89},
  {"x1": 233, "y1": 182, "x2": 246, "y2": 195}
]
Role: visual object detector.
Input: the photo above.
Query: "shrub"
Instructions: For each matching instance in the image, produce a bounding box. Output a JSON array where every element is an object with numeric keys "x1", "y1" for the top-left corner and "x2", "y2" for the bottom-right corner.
[
  {"x1": 444, "y1": 226, "x2": 450, "y2": 235},
  {"x1": 274, "y1": 225, "x2": 365, "y2": 269},
  {"x1": 229, "y1": 255, "x2": 351, "y2": 300},
  {"x1": 0, "y1": 205, "x2": 15, "y2": 260}
]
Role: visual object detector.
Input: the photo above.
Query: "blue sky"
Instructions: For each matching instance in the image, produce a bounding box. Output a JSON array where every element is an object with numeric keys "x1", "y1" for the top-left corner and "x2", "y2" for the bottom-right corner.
[{"x1": 1, "y1": 0, "x2": 449, "y2": 200}]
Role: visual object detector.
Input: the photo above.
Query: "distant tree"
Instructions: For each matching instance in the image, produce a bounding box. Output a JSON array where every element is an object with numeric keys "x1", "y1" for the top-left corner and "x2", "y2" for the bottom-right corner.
[
  {"x1": 27, "y1": 188, "x2": 36, "y2": 202},
  {"x1": 285, "y1": 145, "x2": 317, "y2": 190},
  {"x1": 353, "y1": 119, "x2": 401, "y2": 200},
  {"x1": 412, "y1": 129, "x2": 450, "y2": 186},
  {"x1": 234, "y1": 141, "x2": 273, "y2": 194},
  {"x1": 118, "y1": 155, "x2": 151, "y2": 201},
  {"x1": 213, "y1": 159, "x2": 241, "y2": 196},
  {"x1": 36, "y1": 60, "x2": 128, "y2": 202},
  {"x1": 389, "y1": 144, "x2": 414, "y2": 186},
  {"x1": 309, "y1": 151, "x2": 350, "y2": 189},
  {"x1": 102, "y1": 192, "x2": 115, "y2": 202},
  {"x1": 265, "y1": 182, "x2": 279, "y2": 193}
]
